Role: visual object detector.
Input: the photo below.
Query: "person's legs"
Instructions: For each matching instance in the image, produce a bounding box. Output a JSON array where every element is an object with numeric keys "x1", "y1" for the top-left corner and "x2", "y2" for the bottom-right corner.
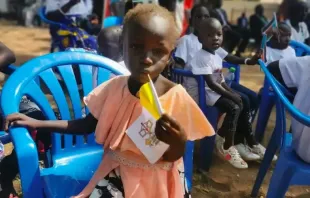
[
  {"x1": 230, "y1": 81, "x2": 259, "y2": 122},
  {"x1": 214, "y1": 97, "x2": 248, "y2": 168},
  {"x1": 223, "y1": 29, "x2": 241, "y2": 53},
  {"x1": 234, "y1": 91, "x2": 257, "y2": 147},
  {"x1": 214, "y1": 97, "x2": 241, "y2": 150},
  {"x1": 234, "y1": 27, "x2": 250, "y2": 56}
]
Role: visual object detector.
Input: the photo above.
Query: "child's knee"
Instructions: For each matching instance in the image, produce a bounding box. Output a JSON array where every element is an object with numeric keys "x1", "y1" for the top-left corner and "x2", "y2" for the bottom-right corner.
[{"x1": 229, "y1": 103, "x2": 241, "y2": 117}]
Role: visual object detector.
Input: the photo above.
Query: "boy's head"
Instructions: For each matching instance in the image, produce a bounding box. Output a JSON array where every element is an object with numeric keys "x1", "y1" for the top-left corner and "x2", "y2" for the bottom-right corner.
[
  {"x1": 190, "y1": 4, "x2": 210, "y2": 31},
  {"x1": 97, "y1": 26, "x2": 123, "y2": 62},
  {"x1": 210, "y1": 0, "x2": 223, "y2": 9},
  {"x1": 198, "y1": 18, "x2": 223, "y2": 51},
  {"x1": 289, "y1": 1, "x2": 308, "y2": 23},
  {"x1": 123, "y1": 4, "x2": 180, "y2": 83},
  {"x1": 255, "y1": 4, "x2": 264, "y2": 16},
  {"x1": 270, "y1": 22, "x2": 291, "y2": 49}
]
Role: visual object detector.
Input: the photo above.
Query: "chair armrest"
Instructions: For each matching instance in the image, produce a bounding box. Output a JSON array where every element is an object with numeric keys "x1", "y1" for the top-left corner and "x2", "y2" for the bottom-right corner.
[{"x1": 10, "y1": 127, "x2": 42, "y2": 197}]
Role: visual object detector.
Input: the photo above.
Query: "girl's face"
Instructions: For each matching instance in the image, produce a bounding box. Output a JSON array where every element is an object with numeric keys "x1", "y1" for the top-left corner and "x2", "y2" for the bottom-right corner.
[
  {"x1": 123, "y1": 15, "x2": 175, "y2": 83},
  {"x1": 192, "y1": 7, "x2": 210, "y2": 31}
]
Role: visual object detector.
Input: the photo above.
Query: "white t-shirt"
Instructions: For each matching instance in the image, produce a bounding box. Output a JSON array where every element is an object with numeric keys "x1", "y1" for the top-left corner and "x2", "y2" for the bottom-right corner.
[
  {"x1": 266, "y1": 46, "x2": 296, "y2": 65},
  {"x1": 286, "y1": 20, "x2": 310, "y2": 43},
  {"x1": 279, "y1": 56, "x2": 310, "y2": 163},
  {"x1": 45, "y1": 0, "x2": 93, "y2": 17},
  {"x1": 175, "y1": 33, "x2": 228, "y2": 64},
  {"x1": 184, "y1": 49, "x2": 228, "y2": 106}
]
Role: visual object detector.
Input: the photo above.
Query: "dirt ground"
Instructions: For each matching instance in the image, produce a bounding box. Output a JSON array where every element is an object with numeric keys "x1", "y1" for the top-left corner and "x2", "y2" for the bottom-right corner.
[{"x1": 1, "y1": 21, "x2": 310, "y2": 198}]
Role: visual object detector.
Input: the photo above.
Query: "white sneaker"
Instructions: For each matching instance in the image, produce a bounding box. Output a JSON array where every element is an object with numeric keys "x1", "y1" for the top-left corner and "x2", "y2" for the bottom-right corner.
[
  {"x1": 251, "y1": 144, "x2": 278, "y2": 161},
  {"x1": 221, "y1": 146, "x2": 248, "y2": 169},
  {"x1": 215, "y1": 134, "x2": 225, "y2": 154},
  {"x1": 235, "y1": 144, "x2": 260, "y2": 161}
]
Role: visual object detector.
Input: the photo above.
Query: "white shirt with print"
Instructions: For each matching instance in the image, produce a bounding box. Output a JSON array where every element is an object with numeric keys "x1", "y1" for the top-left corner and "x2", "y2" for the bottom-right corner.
[
  {"x1": 184, "y1": 49, "x2": 228, "y2": 106},
  {"x1": 266, "y1": 46, "x2": 296, "y2": 65},
  {"x1": 279, "y1": 56, "x2": 310, "y2": 163},
  {"x1": 286, "y1": 20, "x2": 310, "y2": 43}
]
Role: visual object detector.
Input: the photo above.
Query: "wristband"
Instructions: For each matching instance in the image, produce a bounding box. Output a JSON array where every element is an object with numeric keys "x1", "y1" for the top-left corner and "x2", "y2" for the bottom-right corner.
[{"x1": 244, "y1": 58, "x2": 250, "y2": 65}]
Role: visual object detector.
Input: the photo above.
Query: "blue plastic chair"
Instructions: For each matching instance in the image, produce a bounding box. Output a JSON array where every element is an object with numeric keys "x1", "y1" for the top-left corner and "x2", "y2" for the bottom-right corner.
[
  {"x1": 0, "y1": 51, "x2": 130, "y2": 198},
  {"x1": 103, "y1": 16, "x2": 123, "y2": 28},
  {"x1": 251, "y1": 59, "x2": 310, "y2": 197},
  {"x1": 255, "y1": 40, "x2": 310, "y2": 142},
  {"x1": 171, "y1": 62, "x2": 240, "y2": 191}
]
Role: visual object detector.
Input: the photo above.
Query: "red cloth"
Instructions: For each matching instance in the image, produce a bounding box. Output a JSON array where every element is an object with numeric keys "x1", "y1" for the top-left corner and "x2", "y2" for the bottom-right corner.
[
  {"x1": 104, "y1": 0, "x2": 111, "y2": 18},
  {"x1": 181, "y1": 0, "x2": 194, "y2": 36}
]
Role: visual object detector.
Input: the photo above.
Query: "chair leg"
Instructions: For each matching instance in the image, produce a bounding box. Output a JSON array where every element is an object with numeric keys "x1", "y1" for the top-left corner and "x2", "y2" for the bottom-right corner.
[
  {"x1": 266, "y1": 161, "x2": 293, "y2": 198},
  {"x1": 255, "y1": 95, "x2": 275, "y2": 142},
  {"x1": 183, "y1": 141, "x2": 195, "y2": 192},
  {"x1": 199, "y1": 135, "x2": 215, "y2": 171},
  {"x1": 251, "y1": 130, "x2": 278, "y2": 197}
]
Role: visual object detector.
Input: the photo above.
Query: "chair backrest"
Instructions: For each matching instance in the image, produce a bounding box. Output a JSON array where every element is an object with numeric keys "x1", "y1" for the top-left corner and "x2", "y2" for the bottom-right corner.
[
  {"x1": 289, "y1": 40, "x2": 310, "y2": 57},
  {"x1": 258, "y1": 59, "x2": 310, "y2": 147},
  {"x1": 1, "y1": 51, "x2": 130, "y2": 156},
  {"x1": 103, "y1": 16, "x2": 123, "y2": 28}
]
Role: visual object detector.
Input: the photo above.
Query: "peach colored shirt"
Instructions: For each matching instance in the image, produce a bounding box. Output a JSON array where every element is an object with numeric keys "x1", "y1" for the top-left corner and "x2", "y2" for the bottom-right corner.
[{"x1": 75, "y1": 76, "x2": 214, "y2": 198}]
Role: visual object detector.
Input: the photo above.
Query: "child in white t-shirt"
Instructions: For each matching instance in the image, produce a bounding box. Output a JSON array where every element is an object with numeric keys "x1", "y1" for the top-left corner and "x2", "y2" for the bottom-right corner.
[
  {"x1": 266, "y1": 22, "x2": 296, "y2": 65},
  {"x1": 185, "y1": 18, "x2": 269, "y2": 169},
  {"x1": 268, "y1": 56, "x2": 310, "y2": 163}
]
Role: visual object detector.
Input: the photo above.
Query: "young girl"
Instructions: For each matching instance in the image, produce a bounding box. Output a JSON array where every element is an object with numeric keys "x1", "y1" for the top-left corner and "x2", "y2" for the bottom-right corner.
[
  {"x1": 5, "y1": 4, "x2": 214, "y2": 198},
  {"x1": 266, "y1": 22, "x2": 296, "y2": 65},
  {"x1": 185, "y1": 18, "x2": 268, "y2": 169}
]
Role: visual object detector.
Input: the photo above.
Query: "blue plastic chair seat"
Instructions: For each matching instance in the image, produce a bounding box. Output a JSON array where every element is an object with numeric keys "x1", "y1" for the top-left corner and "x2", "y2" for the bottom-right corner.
[
  {"x1": 41, "y1": 145, "x2": 103, "y2": 197},
  {"x1": 277, "y1": 147, "x2": 310, "y2": 186}
]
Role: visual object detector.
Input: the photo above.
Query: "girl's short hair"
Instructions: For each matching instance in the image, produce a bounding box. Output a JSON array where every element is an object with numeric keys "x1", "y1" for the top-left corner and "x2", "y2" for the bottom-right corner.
[{"x1": 123, "y1": 4, "x2": 180, "y2": 40}]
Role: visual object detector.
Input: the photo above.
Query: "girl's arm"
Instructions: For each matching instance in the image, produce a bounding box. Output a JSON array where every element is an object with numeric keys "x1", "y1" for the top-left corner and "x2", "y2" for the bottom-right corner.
[
  {"x1": 203, "y1": 75, "x2": 241, "y2": 105},
  {"x1": 5, "y1": 113, "x2": 97, "y2": 135}
]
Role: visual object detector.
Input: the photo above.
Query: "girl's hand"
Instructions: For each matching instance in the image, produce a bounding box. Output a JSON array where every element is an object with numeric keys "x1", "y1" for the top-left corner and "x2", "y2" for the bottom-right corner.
[
  {"x1": 4, "y1": 113, "x2": 40, "y2": 131},
  {"x1": 247, "y1": 50, "x2": 263, "y2": 65},
  {"x1": 155, "y1": 114, "x2": 187, "y2": 162}
]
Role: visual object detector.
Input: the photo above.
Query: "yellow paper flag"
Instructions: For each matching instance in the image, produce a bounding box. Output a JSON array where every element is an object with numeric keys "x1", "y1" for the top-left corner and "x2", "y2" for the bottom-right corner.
[{"x1": 139, "y1": 75, "x2": 163, "y2": 120}]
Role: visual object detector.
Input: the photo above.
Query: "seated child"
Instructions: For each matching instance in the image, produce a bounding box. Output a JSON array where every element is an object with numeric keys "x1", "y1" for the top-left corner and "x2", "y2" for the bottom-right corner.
[
  {"x1": 0, "y1": 42, "x2": 51, "y2": 198},
  {"x1": 5, "y1": 4, "x2": 214, "y2": 198},
  {"x1": 266, "y1": 22, "x2": 296, "y2": 65},
  {"x1": 175, "y1": 4, "x2": 260, "y2": 124},
  {"x1": 268, "y1": 56, "x2": 310, "y2": 163},
  {"x1": 185, "y1": 18, "x2": 272, "y2": 169}
]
